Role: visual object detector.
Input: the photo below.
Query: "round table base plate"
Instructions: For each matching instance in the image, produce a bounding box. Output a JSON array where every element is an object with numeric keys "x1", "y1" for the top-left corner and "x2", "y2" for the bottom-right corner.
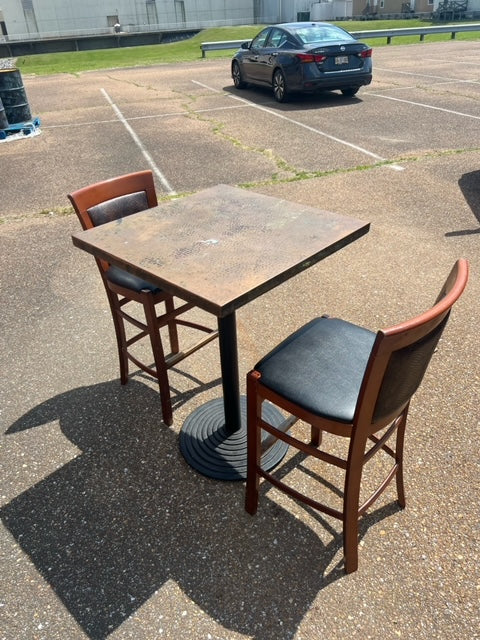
[{"x1": 179, "y1": 397, "x2": 288, "y2": 480}]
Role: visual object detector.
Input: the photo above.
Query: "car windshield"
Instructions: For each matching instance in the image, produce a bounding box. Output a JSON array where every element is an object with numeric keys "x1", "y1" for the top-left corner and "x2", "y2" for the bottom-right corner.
[{"x1": 292, "y1": 24, "x2": 353, "y2": 44}]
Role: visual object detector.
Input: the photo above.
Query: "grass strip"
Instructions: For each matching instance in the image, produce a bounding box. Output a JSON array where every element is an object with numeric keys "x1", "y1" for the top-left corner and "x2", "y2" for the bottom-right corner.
[{"x1": 12, "y1": 20, "x2": 480, "y2": 76}]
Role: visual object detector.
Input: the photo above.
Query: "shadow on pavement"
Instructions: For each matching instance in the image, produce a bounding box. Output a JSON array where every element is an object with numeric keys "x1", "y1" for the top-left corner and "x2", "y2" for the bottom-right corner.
[
  {"x1": 2, "y1": 379, "x2": 400, "y2": 639},
  {"x1": 446, "y1": 169, "x2": 480, "y2": 237}
]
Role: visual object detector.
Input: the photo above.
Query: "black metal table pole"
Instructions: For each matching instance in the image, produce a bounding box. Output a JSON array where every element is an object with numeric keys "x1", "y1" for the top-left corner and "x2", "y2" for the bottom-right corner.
[
  {"x1": 217, "y1": 313, "x2": 242, "y2": 433},
  {"x1": 179, "y1": 312, "x2": 288, "y2": 480}
]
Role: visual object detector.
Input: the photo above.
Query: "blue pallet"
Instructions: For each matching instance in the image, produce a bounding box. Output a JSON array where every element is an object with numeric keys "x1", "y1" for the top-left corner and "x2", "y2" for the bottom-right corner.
[{"x1": 0, "y1": 117, "x2": 41, "y2": 140}]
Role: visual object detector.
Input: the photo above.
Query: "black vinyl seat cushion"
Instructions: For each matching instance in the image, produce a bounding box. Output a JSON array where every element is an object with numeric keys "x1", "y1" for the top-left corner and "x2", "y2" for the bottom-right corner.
[
  {"x1": 256, "y1": 317, "x2": 376, "y2": 424},
  {"x1": 106, "y1": 265, "x2": 161, "y2": 294}
]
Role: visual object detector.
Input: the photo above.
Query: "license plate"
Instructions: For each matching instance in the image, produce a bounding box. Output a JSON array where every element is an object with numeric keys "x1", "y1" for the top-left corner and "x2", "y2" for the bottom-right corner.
[{"x1": 335, "y1": 55, "x2": 349, "y2": 65}]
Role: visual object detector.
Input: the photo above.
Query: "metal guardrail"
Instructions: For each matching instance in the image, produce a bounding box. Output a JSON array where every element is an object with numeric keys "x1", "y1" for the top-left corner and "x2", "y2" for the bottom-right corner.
[
  {"x1": 351, "y1": 22, "x2": 480, "y2": 43},
  {"x1": 201, "y1": 40, "x2": 250, "y2": 57},
  {"x1": 200, "y1": 23, "x2": 480, "y2": 56}
]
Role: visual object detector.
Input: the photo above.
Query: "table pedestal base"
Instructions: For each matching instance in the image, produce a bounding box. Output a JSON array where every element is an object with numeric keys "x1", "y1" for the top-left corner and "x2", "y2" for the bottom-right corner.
[{"x1": 179, "y1": 397, "x2": 288, "y2": 480}]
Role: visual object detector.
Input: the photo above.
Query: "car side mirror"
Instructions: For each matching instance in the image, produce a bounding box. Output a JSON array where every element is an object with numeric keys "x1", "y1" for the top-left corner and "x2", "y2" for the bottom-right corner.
[{"x1": 241, "y1": 41, "x2": 250, "y2": 50}]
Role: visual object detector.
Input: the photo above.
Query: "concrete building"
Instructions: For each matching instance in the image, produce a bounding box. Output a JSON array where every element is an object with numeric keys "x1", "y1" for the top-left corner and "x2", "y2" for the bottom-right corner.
[
  {"x1": 0, "y1": 0, "x2": 256, "y2": 39},
  {"x1": 308, "y1": 0, "x2": 480, "y2": 19},
  {"x1": 1, "y1": 0, "x2": 478, "y2": 40}
]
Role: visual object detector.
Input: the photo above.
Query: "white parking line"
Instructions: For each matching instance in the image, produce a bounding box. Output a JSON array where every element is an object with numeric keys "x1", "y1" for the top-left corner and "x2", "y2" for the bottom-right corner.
[
  {"x1": 44, "y1": 118, "x2": 119, "y2": 128},
  {"x1": 375, "y1": 66, "x2": 480, "y2": 84},
  {"x1": 422, "y1": 58, "x2": 478, "y2": 67},
  {"x1": 227, "y1": 93, "x2": 404, "y2": 171},
  {"x1": 369, "y1": 93, "x2": 480, "y2": 120},
  {"x1": 407, "y1": 79, "x2": 472, "y2": 87},
  {"x1": 100, "y1": 88, "x2": 176, "y2": 195},
  {"x1": 43, "y1": 104, "x2": 247, "y2": 130},
  {"x1": 422, "y1": 59, "x2": 479, "y2": 66},
  {"x1": 190, "y1": 80, "x2": 405, "y2": 169},
  {"x1": 191, "y1": 80, "x2": 222, "y2": 93}
]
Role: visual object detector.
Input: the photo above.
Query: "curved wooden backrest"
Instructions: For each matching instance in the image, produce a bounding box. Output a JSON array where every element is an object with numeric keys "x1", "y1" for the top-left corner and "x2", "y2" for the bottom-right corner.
[
  {"x1": 355, "y1": 259, "x2": 469, "y2": 431},
  {"x1": 68, "y1": 170, "x2": 158, "y2": 231}
]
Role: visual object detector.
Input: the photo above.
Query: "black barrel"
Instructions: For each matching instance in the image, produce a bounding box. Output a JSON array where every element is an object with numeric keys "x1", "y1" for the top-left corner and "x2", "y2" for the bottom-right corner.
[
  {"x1": 0, "y1": 68, "x2": 32, "y2": 124},
  {"x1": 0, "y1": 96, "x2": 8, "y2": 129}
]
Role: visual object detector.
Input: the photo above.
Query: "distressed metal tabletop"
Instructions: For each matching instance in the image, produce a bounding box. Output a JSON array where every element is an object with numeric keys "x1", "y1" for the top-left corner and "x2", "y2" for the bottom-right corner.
[{"x1": 72, "y1": 184, "x2": 370, "y2": 317}]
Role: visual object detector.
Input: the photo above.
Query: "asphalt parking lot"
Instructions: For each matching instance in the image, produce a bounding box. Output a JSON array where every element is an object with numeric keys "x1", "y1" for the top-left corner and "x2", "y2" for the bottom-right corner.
[{"x1": 1, "y1": 39, "x2": 479, "y2": 639}]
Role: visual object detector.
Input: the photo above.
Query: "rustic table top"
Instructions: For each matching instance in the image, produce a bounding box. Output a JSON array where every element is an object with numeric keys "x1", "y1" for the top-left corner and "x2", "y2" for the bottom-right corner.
[{"x1": 72, "y1": 184, "x2": 370, "y2": 317}]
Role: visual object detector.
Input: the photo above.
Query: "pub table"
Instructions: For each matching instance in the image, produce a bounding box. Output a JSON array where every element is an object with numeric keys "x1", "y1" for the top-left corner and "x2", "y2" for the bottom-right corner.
[{"x1": 72, "y1": 184, "x2": 369, "y2": 480}]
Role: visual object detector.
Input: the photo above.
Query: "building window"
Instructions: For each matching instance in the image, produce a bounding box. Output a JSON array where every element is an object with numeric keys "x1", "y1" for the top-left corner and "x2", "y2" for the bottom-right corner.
[
  {"x1": 175, "y1": 1, "x2": 186, "y2": 24},
  {"x1": 21, "y1": 0, "x2": 39, "y2": 34},
  {"x1": 146, "y1": 1, "x2": 159, "y2": 25}
]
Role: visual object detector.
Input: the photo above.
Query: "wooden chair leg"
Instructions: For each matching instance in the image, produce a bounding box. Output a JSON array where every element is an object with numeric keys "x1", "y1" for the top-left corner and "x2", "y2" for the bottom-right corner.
[
  {"x1": 143, "y1": 294, "x2": 173, "y2": 427},
  {"x1": 343, "y1": 501, "x2": 360, "y2": 574},
  {"x1": 245, "y1": 373, "x2": 262, "y2": 515},
  {"x1": 107, "y1": 290, "x2": 129, "y2": 385},
  {"x1": 310, "y1": 426, "x2": 322, "y2": 447},
  {"x1": 343, "y1": 439, "x2": 365, "y2": 574},
  {"x1": 164, "y1": 296, "x2": 180, "y2": 354},
  {"x1": 395, "y1": 408, "x2": 408, "y2": 508}
]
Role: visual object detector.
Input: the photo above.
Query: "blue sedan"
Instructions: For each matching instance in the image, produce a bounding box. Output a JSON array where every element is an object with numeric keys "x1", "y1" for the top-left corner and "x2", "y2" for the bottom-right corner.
[{"x1": 231, "y1": 22, "x2": 372, "y2": 103}]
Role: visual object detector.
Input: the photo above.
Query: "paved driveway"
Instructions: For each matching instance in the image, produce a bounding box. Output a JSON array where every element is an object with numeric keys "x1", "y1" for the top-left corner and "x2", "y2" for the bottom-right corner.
[
  {"x1": 2, "y1": 39, "x2": 479, "y2": 214},
  {"x1": 1, "y1": 40, "x2": 479, "y2": 640}
]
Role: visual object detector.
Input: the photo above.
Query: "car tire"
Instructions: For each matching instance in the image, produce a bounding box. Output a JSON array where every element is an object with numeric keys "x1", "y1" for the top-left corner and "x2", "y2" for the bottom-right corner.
[
  {"x1": 232, "y1": 61, "x2": 247, "y2": 89},
  {"x1": 272, "y1": 69, "x2": 289, "y2": 103},
  {"x1": 341, "y1": 87, "x2": 359, "y2": 97}
]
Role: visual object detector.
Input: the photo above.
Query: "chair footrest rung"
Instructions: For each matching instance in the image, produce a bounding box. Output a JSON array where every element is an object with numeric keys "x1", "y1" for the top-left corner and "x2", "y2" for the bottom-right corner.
[{"x1": 165, "y1": 330, "x2": 219, "y2": 367}]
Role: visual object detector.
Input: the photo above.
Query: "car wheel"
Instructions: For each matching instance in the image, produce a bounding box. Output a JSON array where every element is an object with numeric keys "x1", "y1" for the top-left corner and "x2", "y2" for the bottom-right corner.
[
  {"x1": 272, "y1": 69, "x2": 288, "y2": 103},
  {"x1": 232, "y1": 61, "x2": 247, "y2": 89},
  {"x1": 341, "y1": 87, "x2": 359, "y2": 97}
]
